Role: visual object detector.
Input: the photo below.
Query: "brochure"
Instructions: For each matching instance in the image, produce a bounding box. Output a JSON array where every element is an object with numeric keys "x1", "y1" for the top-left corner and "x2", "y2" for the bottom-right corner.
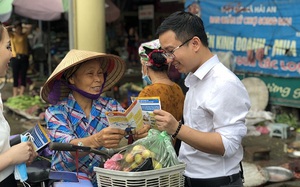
[
  {"x1": 131, "y1": 97, "x2": 161, "y2": 130},
  {"x1": 105, "y1": 99, "x2": 144, "y2": 135},
  {"x1": 28, "y1": 122, "x2": 51, "y2": 151}
]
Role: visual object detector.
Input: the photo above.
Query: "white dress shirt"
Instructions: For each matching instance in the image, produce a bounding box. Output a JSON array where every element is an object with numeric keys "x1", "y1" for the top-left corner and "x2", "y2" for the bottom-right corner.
[
  {"x1": 0, "y1": 93, "x2": 14, "y2": 182},
  {"x1": 179, "y1": 55, "x2": 251, "y2": 178}
]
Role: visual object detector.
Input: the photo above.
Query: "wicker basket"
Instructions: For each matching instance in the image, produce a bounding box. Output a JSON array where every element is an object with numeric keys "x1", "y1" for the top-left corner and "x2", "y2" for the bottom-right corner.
[{"x1": 94, "y1": 163, "x2": 185, "y2": 187}]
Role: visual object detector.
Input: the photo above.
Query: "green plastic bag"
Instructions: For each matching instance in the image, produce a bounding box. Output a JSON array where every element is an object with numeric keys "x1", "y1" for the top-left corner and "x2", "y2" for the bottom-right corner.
[{"x1": 119, "y1": 129, "x2": 180, "y2": 172}]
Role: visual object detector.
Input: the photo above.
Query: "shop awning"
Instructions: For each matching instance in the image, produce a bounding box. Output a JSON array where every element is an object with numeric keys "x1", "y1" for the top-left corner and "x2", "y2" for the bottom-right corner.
[
  {"x1": 0, "y1": 0, "x2": 13, "y2": 22},
  {"x1": 105, "y1": 0, "x2": 120, "y2": 23},
  {"x1": 1, "y1": 0, "x2": 120, "y2": 23},
  {"x1": 12, "y1": 0, "x2": 69, "y2": 21}
]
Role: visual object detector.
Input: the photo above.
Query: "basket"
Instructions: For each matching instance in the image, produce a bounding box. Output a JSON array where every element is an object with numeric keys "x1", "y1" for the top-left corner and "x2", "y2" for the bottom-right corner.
[{"x1": 94, "y1": 163, "x2": 186, "y2": 187}]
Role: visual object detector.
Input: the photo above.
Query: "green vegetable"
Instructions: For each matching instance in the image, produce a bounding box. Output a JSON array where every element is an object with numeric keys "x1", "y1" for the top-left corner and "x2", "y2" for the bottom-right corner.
[
  {"x1": 275, "y1": 113, "x2": 299, "y2": 129},
  {"x1": 5, "y1": 95, "x2": 46, "y2": 110}
]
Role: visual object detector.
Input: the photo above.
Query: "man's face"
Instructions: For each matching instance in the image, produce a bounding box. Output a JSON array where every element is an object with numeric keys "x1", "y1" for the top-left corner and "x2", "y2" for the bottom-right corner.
[{"x1": 159, "y1": 31, "x2": 194, "y2": 74}]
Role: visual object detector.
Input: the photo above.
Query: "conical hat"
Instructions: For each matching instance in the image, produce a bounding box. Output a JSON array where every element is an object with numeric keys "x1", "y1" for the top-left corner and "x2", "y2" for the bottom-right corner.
[{"x1": 40, "y1": 49, "x2": 126, "y2": 104}]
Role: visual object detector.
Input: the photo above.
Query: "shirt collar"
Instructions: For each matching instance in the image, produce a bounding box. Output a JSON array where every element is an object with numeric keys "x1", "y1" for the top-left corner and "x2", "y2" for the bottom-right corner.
[
  {"x1": 65, "y1": 93, "x2": 98, "y2": 119},
  {"x1": 185, "y1": 55, "x2": 220, "y2": 87}
]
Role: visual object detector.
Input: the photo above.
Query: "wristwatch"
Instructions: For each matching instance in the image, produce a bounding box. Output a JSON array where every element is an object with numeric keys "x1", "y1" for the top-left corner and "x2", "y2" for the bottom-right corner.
[{"x1": 77, "y1": 141, "x2": 84, "y2": 146}]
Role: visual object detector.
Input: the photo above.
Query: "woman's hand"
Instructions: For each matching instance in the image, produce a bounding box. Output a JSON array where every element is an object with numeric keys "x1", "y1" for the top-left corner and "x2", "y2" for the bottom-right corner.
[
  {"x1": 9, "y1": 142, "x2": 37, "y2": 165},
  {"x1": 133, "y1": 124, "x2": 151, "y2": 140},
  {"x1": 91, "y1": 127, "x2": 126, "y2": 148}
]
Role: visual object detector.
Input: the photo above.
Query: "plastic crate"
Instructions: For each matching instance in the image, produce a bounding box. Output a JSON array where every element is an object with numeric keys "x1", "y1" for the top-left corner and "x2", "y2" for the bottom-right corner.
[{"x1": 94, "y1": 163, "x2": 185, "y2": 187}]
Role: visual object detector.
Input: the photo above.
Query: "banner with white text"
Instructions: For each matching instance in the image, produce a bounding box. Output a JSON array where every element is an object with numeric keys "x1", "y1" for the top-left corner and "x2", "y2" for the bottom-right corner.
[{"x1": 189, "y1": 0, "x2": 300, "y2": 78}]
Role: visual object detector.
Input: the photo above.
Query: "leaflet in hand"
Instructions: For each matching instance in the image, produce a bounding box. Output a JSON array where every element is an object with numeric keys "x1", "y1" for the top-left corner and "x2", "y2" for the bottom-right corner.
[
  {"x1": 27, "y1": 122, "x2": 51, "y2": 151},
  {"x1": 105, "y1": 99, "x2": 144, "y2": 133},
  {"x1": 131, "y1": 97, "x2": 161, "y2": 130}
]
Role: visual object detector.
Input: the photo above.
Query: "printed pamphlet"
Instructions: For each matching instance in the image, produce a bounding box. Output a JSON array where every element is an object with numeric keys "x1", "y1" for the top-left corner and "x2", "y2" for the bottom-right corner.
[
  {"x1": 105, "y1": 99, "x2": 144, "y2": 134},
  {"x1": 131, "y1": 97, "x2": 161, "y2": 129},
  {"x1": 28, "y1": 123, "x2": 51, "y2": 151}
]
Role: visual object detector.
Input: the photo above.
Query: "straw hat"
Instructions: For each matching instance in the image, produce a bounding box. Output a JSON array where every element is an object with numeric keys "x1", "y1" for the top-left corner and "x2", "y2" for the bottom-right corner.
[{"x1": 41, "y1": 49, "x2": 126, "y2": 104}]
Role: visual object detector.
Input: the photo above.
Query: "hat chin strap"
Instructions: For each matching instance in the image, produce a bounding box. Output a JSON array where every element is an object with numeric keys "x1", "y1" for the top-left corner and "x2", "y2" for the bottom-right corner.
[{"x1": 65, "y1": 72, "x2": 107, "y2": 100}]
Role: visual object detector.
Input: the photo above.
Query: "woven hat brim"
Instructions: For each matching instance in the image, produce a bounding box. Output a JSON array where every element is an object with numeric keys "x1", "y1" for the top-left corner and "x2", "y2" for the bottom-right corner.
[{"x1": 40, "y1": 49, "x2": 126, "y2": 104}]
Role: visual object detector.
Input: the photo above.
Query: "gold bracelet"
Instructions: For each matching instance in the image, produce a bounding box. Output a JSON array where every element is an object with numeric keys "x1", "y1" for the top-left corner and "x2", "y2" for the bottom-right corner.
[{"x1": 172, "y1": 121, "x2": 182, "y2": 139}]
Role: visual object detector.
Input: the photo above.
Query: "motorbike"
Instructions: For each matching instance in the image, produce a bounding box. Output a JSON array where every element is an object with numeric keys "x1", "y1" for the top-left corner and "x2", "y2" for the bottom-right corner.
[
  {"x1": 10, "y1": 131, "x2": 128, "y2": 187},
  {"x1": 47, "y1": 142, "x2": 129, "y2": 187}
]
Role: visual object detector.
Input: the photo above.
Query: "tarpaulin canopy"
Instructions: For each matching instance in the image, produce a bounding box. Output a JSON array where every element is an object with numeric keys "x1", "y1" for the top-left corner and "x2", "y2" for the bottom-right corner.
[
  {"x1": 12, "y1": 0, "x2": 69, "y2": 21},
  {"x1": 105, "y1": 0, "x2": 120, "y2": 23},
  {"x1": 1, "y1": 0, "x2": 120, "y2": 22},
  {"x1": 0, "y1": 0, "x2": 13, "y2": 22}
]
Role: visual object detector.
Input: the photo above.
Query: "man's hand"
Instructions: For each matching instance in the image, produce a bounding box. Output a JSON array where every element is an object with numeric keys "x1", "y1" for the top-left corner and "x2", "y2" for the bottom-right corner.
[{"x1": 153, "y1": 109, "x2": 178, "y2": 135}]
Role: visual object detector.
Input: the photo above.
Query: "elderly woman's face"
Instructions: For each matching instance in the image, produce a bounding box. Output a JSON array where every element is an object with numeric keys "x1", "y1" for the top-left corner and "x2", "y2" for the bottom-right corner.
[{"x1": 69, "y1": 59, "x2": 104, "y2": 95}]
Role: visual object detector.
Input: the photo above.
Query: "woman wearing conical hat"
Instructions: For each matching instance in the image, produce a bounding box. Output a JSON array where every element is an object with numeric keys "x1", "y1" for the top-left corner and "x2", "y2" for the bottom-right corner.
[{"x1": 41, "y1": 49, "x2": 149, "y2": 186}]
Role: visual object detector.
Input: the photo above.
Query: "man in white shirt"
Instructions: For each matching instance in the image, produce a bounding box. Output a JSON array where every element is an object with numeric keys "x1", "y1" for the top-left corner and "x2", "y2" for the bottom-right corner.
[{"x1": 154, "y1": 11, "x2": 251, "y2": 187}]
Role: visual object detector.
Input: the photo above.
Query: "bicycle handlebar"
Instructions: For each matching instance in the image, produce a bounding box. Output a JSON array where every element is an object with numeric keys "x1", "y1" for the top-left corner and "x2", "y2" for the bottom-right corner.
[
  {"x1": 50, "y1": 142, "x2": 91, "y2": 152},
  {"x1": 49, "y1": 142, "x2": 130, "y2": 159}
]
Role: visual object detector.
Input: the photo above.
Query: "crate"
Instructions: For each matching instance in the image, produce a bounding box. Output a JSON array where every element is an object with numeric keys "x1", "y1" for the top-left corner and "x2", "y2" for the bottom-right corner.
[{"x1": 94, "y1": 163, "x2": 186, "y2": 187}]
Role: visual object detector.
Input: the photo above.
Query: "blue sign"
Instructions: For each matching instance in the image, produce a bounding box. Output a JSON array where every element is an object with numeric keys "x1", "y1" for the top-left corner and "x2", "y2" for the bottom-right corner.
[{"x1": 186, "y1": 0, "x2": 300, "y2": 78}]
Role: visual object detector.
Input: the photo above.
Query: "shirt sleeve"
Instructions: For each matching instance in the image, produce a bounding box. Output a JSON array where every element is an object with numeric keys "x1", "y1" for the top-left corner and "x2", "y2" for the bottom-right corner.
[
  {"x1": 45, "y1": 105, "x2": 76, "y2": 144},
  {"x1": 209, "y1": 79, "x2": 250, "y2": 157}
]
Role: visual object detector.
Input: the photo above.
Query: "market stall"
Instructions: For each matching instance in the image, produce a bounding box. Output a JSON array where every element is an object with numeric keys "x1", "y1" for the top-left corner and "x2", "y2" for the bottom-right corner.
[{"x1": 4, "y1": 95, "x2": 47, "y2": 120}]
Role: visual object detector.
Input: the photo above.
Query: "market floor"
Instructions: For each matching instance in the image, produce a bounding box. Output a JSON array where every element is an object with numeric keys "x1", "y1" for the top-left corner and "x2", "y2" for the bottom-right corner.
[
  {"x1": 242, "y1": 133, "x2": 300, "y2": 186},
  {"x1": 242, "y1": 133, "x2": 294, "y2": 167}
]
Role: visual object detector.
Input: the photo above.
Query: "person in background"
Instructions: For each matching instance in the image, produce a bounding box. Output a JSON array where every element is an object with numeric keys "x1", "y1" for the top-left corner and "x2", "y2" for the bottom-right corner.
[
  {"x1": 9, "y1": 20, "x2": 32, "y2": 97},
  {"x1": 138, "y1": 39, "x2": 185, "y2": 123},
  {"x1": 185, "y1": 0, "x2": 201, "y2": 17},
  {"x1": 0, "y1": 22, "x2": 37, "y2": 187},
  {"x1": 125, "y1": 26, "x2": 139, "y2": 65},
  {"x1": 41, "y1": 49, "x2": 149, "y2": 187},
  {"x1": 29, "y1": 25, "x2": 43, "y2": 49},
  {"x1": 154, "y1": 11, "x2": 251, "y2": 187}
]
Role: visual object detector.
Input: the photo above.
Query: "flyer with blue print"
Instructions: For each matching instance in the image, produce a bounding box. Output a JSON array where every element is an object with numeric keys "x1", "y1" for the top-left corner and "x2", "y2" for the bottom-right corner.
[
  {"x1": 105, "y1": 97, "x2": 161, "y2": 133},
  {"x1": 28, "y1": 122, "x2": 50, "y2": 151},
  {"x1": 131, "y1": 97, "x2": 161, "y2": 130},
  {"x1": 106, "y1": 99, "x2": 144, "y2": 134}
]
